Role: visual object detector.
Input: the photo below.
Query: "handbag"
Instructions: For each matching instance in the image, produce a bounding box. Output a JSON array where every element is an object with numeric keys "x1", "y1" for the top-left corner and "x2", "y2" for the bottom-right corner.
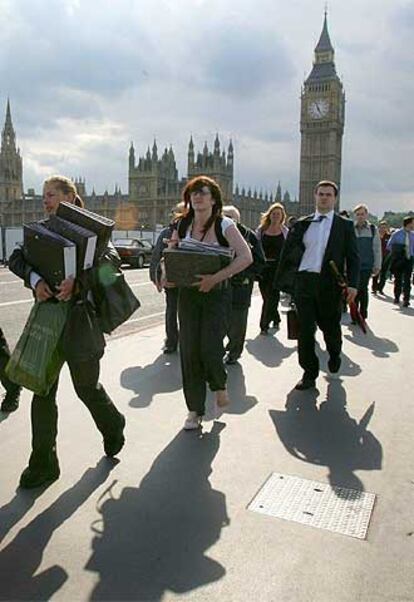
[
  {"x1": 92, "y1": 262, "x2": 141, "y2": 334},
  {"x1": 287, "y1": 304, "x2": 300, "y2": 340},
  {"x1": 62, "y1": 296, "x2": 105, "y2": 361},
  {"x1": 6, "y1": 300, "x2": 69, "y2": 395}
]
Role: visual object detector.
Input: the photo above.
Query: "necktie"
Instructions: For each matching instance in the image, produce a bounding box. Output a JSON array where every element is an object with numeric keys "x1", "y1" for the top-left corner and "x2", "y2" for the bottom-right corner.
[{"x1": 314, "y1": 215, "x2": 327, "y2": 222}]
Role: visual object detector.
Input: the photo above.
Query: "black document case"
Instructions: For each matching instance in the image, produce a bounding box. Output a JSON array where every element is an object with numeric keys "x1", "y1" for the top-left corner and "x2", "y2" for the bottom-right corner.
[
  {"x1": 23, "y1": 223, "x2": 77, "y2": 290},
  {"x1": 56, "y1": 202, "x2": 115, "y2": 261},
  {"x1": 46, "y1": 215, "x2": 97, "y2": 273}
]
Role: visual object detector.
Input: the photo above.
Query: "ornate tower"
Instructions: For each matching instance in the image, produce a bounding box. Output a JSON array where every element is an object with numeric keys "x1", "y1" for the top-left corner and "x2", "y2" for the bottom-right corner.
[
  {"x1": 298, "y1": 12, "x2": 345, "y2": 214},
  {"x1": 187, "y1": 135, "x2": 233, "y2": 201},
  {"x1": 0, "y1": 99, "x2": 23, "y2": 202}
]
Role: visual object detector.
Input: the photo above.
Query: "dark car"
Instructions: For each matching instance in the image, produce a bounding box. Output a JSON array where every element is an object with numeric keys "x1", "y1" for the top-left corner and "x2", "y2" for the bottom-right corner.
[{"x1": 114, "y1": 238, "x2": 153, "y2": 268}]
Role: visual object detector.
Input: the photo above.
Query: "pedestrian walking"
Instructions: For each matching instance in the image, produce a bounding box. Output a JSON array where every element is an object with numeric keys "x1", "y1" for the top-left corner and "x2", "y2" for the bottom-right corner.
[
  {"x1": 149, "y1": 204, "x2": 183, "y2": 354},
  {"x1": 275, "y1": 180, "x2": 359, "y2": 390},
  {"x1": 256, "y1": 203, "x2": 289, "y2": 334},
  {"x1": 8, "y1": 175, "x2": 126, "y2": 488},
  {"x1": 372, "y1": 221, "x2": 391, "y2": 295},
  {"x1": 167, "y1": 176, "x2": 252, "y2": 430},
  {"x1": 352, "y1": 204, "x2": 381, "y2": 321},
  {"x1": 387, "y1": 216, "x2": 414, "y2": 307},
  {"x1": 222, "y1": 205, "x2": 265, "y2": 364}
]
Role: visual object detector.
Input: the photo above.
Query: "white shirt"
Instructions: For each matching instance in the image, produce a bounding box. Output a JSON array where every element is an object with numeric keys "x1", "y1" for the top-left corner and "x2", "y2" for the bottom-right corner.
[{"x1": 299, "y1": 210, "x2": 335, "y2": 273}]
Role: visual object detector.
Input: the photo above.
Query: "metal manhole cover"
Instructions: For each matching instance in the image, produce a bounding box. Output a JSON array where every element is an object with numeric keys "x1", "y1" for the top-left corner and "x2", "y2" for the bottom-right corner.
[{"x1": 248, "y1": 473, "x2": 376, "y2": 539}]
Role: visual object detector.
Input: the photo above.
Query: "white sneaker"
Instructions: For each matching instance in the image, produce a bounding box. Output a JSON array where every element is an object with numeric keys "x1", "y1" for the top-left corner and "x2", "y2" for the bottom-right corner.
[{"x1": 183, "y1": 412, "x2": 201, "y2": 430}]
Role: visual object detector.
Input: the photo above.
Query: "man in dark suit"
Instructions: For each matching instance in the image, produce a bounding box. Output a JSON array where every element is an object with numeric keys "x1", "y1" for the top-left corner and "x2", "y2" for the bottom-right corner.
[{"x1": 276, "y1": 180, "x2": 359, "y2": 390}]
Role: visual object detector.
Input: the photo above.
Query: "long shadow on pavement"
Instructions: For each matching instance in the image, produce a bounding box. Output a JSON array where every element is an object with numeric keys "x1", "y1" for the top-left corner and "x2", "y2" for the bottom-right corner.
[
  {"x1": 344, "y1": 326, "x2": 399, "y2": 358},
  {"x1": 224, "y1": 362, "x2": 258, "y2": 415},
  {"x1": 121, "y1": 352, "x2": 182, "y2": 408},
  {"x1": 269, "y1": 379, "x2": 382, "y2": 496},
  {"x1": 85, "y1": 422, "x2": 228, "y2": 601},
  {"x1": 0, "y1": 458, "x2": 116, "y2": 601},
  {"x1": 245, "y1": 334, "x2": 296, "y2": 367}
]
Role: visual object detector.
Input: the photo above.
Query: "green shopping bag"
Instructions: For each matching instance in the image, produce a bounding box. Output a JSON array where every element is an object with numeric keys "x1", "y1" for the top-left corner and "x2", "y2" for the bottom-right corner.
[{"x1": 6, "y1": 300, "x2": 70, "y2": 396}]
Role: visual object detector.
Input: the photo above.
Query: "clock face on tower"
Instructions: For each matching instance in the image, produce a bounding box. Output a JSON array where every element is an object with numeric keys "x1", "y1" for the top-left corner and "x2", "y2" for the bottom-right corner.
[{"x1": 308, "y1": 99, "x2": 329, "y2": 119}]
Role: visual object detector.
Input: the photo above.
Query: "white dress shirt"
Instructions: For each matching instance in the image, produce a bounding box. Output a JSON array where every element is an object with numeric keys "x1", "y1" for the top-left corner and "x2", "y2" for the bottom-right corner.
[{"x1": 299, "y1": 210, "x2": 335, "y2": 273}]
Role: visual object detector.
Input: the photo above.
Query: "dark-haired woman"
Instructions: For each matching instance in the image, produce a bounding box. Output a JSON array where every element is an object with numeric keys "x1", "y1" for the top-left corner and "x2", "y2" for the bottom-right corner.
[
  {"x1": 169, "y1": 176, "x2": 252, "y2": 430},
  {"x1": 8, "y1": 175, "x2": 125, "y2": 488},
  {"x1": 256, "y1": 203, "x2": 288, "y2": 334}
]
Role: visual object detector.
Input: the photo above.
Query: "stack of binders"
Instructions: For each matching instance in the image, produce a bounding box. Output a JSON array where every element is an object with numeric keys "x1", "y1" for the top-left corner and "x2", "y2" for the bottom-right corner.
[
  {"x1": 56, "y1": 202, "x2": 115, "y2": 261},
  {"x1": 23, "y1": 223, "x2": 77, "y2": 291},
  {"x1": 45, "y1": 215, "x2": 97, "y2": 274},
  {"x1": 163, "y1": 240, "x2": 232, "y2": 287}
]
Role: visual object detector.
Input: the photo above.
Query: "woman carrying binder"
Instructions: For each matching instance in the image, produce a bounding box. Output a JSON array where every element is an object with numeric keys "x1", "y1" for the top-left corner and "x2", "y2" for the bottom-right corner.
[
  {"x1": 8, "y1": 175, "x2": 126, "y2": 489},
  {"x1": 167, "y1": 176, "x2": 252, "y2": 430}
]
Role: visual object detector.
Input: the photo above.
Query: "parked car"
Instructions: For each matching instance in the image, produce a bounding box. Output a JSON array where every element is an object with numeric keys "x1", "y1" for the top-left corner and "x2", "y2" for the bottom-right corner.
[{"x1": 113, "y1": 238, "x2": 153, "y2": 268}]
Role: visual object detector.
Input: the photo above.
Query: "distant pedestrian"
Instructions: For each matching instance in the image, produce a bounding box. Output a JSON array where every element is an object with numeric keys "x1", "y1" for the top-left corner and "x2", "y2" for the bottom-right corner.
[
  {"x1": 353, "y1": 204, "x2": 381, "y2": 321},
  {"x1": 167, "y1": 176, "x2": 252, "y2": 430},
  {"x1": 275, "y1": 180, "x2": 359, "y2": 390},
  {"x1": 0, "y1": 327, "x2": 21, "y2": 412},
  {"x1": 256, "y1": 203, "x2": 288, "y2": 334},
  {"x1": 372, "y1": 221, "x2": 391, "y2": 295},
  {"x1": 222, "y1": 205, "x2": 265, "y2": 364},
  {"x1": 149, "y1": 203, "x2": 184, "y2": 354},
  {"x1": 387, "y1": 216, "x2": 414, "y2": 307}
]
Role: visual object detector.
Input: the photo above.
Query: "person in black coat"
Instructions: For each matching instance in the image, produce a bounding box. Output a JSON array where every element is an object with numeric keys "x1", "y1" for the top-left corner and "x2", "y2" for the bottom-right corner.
[
  {"x1": 8, "y1": 175, "x2": 126, "y2": 489},
  {"x1": 0, "y1": 327, "x2": 21, "y2": 412},
  {"x1": 149, "y1": 203, "x2": 184, "y2": 354},
  {"x1": 222, "y1": 205, "x2": 265, "y2": 363},
  {"x1": 275, "y1": 180, "x2": 359, "y2": 390}
]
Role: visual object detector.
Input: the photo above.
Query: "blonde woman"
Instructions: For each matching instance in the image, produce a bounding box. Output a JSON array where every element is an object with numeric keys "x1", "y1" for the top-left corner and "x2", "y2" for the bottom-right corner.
[
  {"x1": 8, "y1": 175, "x2": 126, "y2": 488},
  {"x1": 256, "y1": 203, "x2": 288, "y2": 334}
]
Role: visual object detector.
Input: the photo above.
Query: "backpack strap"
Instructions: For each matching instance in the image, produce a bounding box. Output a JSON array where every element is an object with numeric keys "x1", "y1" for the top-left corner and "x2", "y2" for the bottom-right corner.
[
  {"x1": 214, "y1": 216, "x2": 229, "y2": 247},
  {"x1": 370, "y1": 224, "x2": 376, "y2": 238}
]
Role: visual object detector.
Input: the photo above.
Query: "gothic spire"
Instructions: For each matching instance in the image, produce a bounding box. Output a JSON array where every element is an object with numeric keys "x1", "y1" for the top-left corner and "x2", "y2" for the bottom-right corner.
[
  {"x1": 2, "y1": 98, "x2": 17, "y2": 152},
  {"x1": 315, "y1": 10, "x2": 334, "y2": 53}
]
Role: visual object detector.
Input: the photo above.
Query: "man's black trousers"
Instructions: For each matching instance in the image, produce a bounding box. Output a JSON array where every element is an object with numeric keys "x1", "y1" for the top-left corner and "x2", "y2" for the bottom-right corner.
[
  {"x1": 294, "y1": 272, "x2": 342, "y2": 380},
  {"x1": 164, "y1": 288, "x2": 179, "y2": 349},
  {"x1": 394, "y1": 258, "x2": 413, "y2": 302}
]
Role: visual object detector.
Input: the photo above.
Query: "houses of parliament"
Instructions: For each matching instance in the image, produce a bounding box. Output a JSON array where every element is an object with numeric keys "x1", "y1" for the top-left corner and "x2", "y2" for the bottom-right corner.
[{"x1": 0, "y1": 13, "x2": 344, "y2": 230}]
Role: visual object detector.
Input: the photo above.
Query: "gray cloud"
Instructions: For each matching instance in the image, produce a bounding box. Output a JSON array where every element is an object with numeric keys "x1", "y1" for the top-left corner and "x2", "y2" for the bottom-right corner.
[{"x1": 0, "y1": 0, "x2": 412, "y2": 216}]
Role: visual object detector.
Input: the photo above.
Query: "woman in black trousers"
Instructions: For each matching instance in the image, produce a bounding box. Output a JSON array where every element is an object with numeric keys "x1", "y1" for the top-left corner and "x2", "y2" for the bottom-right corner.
[
  {"x1": 9, "y1": 175, "x2": 125, "y2": 489},
  {"x1": 256, "y1": 203, "x2": 288, "y2": 334},
  {"x1": 168, "y1": 176, "x2": 252, "y2": 430}
]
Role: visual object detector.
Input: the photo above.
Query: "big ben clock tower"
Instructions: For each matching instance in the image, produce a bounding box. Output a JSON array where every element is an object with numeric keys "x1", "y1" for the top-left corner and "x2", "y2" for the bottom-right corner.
[{"x1": 298, "y1": 12, "x2": 345, "y2": 214}]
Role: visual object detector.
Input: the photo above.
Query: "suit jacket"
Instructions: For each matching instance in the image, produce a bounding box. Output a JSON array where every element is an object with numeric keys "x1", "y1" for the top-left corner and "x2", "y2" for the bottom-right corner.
[{"x1": 275, "y1": 213, "x2": 360, "y2": 295}]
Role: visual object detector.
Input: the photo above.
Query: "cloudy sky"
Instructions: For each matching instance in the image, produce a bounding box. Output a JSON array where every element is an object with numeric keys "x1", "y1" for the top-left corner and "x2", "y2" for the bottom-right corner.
[{"x1": 0, "y1": 0, "x2": 413, "y2": 216}]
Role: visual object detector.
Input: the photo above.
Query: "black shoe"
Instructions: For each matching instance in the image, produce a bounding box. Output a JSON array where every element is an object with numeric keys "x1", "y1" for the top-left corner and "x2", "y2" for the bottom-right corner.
[
  {"x1": 403, "y1": 300, "x2": 410, "y2": 307},
  {"x1": 1, "y1": 391, "x2": 20, "y2": 412},
  {"x1": 393, "y1": 298, "x2": 400, "y2": 304},
  {"x1": 260, "y1": 329, "x2": 268, "y2": 335},
  {"x1": 295, "y1": 377, "x2": 316, "y2": 391},
  {"x1": 224, "y1": 353, "x2": 238, "y2": 365},
  {"x1": 104, "y1": 414, "x2": 126, "y2": 457},
  {"x1": 19, "y1": 458, "x2": 60, "y2": 489},
  {"x1": 328, "y1": 355, "x2": 341, "y2": 374},
  {"x1": 163, "y1": 346, "x2": 177, "y2": 354}
]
